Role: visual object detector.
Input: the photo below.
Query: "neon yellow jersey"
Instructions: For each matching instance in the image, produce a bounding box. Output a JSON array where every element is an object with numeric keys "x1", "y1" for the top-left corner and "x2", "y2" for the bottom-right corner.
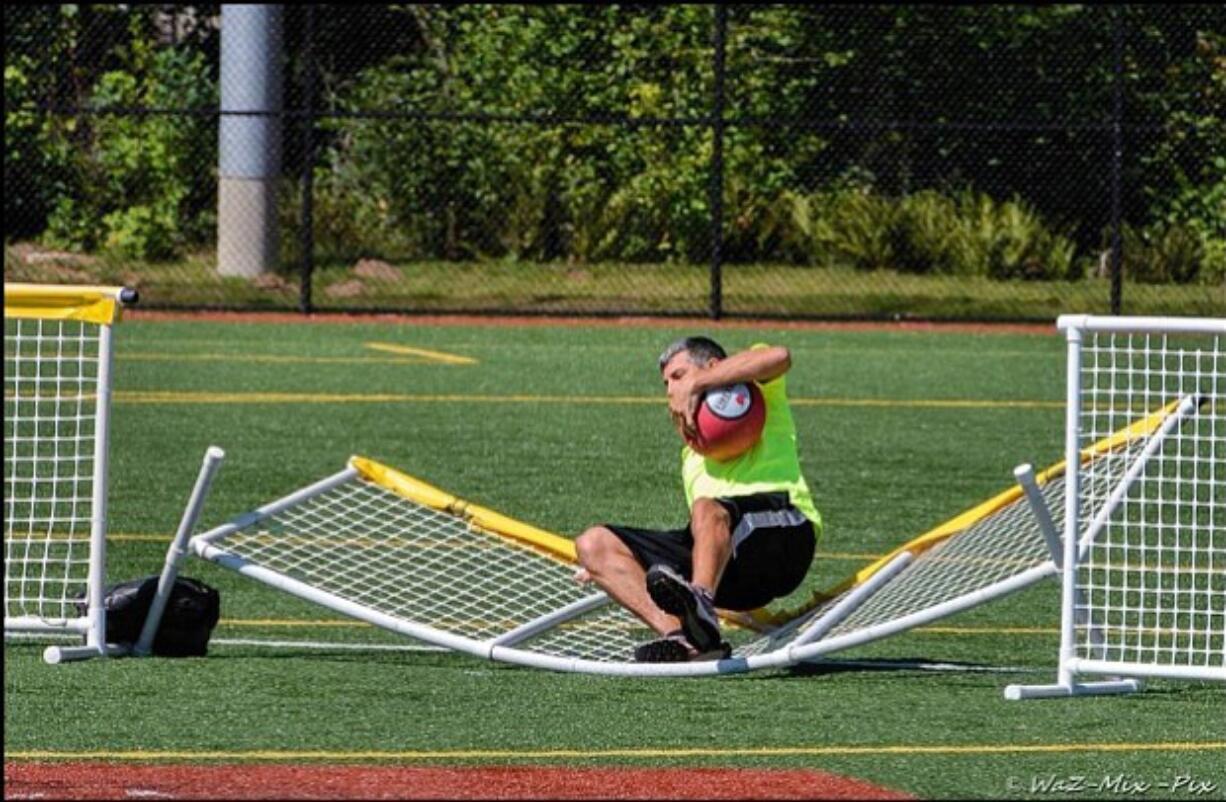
[{"x1": 681, "y1": 364, "x2": 822, "y2": 537}]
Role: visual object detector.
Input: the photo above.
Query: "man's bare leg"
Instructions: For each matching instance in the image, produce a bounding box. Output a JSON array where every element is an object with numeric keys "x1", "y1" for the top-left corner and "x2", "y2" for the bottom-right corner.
[
  {"x1": 574, "y1": 526, "x2": 680, "y2": 636},
  {"x1": 638, "y1": 498, "x2": 731, "y2": 654},
  {"x1": 689, "y1": 497, "x2": 733, "y2": 594}
]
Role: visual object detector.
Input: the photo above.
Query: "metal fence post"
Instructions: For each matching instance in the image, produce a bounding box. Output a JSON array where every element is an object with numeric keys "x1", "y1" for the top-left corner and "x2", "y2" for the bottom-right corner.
[
  {"x1": 1109, "y1": 7, "x2": 1124, "y2": 316},
  {"x1": 299, "y1": 4, "x2": 316, "y2": 315},
  {"x1": 708, "y1": 4, "x2": 727, "y2": 321}
]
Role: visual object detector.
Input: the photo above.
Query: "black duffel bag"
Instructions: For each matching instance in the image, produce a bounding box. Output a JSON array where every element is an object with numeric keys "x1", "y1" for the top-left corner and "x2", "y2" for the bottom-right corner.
[{"x1": 75, "y1": 575, "x2": 221, "y2": 657}]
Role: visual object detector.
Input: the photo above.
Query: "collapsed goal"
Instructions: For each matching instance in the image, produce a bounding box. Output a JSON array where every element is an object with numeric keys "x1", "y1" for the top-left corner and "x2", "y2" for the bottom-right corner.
[
  {"x1": 152, "y1": 392, "x2": 1191, "y2": 676},
  {"x1": 4, "y1": 284, "x2": 137, "y2": 663},
  {"x1": 1007, "y1": 315, "x2": 1225, "y2": 698}
]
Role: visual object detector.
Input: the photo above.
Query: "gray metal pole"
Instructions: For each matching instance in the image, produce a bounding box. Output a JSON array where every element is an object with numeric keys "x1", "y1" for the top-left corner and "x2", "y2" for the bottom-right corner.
[{"x1": 218, "y1": 4, "x2": 283, "y2": 278}]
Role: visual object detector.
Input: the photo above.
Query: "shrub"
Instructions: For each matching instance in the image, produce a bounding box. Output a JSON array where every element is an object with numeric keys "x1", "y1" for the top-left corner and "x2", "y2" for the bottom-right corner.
[
  {"x1": 810, "y1": 189, "x2": 898, "y2": 271},
  {"x1": 962, "y1": 193, "x2": 1078, "y2": 281},
  {"x1": 1150, "y1": 166, "x2": 1226, "y2": 286},
  {"x1": 891, "y1": 191, "x2": 969, "y2": 275},
  {"x1": 1118, "y1": 223, "x2": 1209, "y2": 285},
  {"x1": 788, "y1": 187, "x2": 1078, "y2": 279},
  {"x1": 314, "y1": 81, "x2": 715, "y2": 265},
  {"x1": 42, "y1": 46, "x2": 216, "y2": 260}
]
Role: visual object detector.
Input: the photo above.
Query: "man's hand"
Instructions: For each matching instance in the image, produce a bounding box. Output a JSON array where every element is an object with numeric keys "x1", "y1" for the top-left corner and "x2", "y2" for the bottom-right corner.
[
  {"x1": 573, "y1": 567, "x2": 592, "y2": 585},
  {"x1": 661, "y1": 345, "x2": 790, "y2": 443}
]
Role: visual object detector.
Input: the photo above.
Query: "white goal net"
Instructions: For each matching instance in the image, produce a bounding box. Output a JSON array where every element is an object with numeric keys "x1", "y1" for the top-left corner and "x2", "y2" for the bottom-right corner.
[
  {"x1": 1008, "y1": 315, "x2": 1225, "y2": 699},
  {"x1": 4, "y1": 284, "x2": 135, "y2": 662},
  {"x1": 181, "y1": 413, "x2": 1163, "y2": 677}
]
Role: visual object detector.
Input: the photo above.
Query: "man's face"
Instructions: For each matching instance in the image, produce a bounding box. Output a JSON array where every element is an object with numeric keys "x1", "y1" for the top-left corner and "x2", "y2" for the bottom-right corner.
[{"x1": 661, "y1": 350, "x2": 716, "y2": 394}]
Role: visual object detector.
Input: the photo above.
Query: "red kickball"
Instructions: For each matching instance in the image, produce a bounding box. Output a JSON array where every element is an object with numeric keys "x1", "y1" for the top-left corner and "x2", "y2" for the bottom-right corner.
[{"x1": 686, "y1": 382, "x2": 766, "y2": 461}]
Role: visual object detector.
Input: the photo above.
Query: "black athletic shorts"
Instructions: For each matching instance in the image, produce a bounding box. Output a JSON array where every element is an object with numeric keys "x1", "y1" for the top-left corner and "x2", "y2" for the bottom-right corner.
[{"x1": 604, "y1": 491, "x2": 816, "y2": 611}]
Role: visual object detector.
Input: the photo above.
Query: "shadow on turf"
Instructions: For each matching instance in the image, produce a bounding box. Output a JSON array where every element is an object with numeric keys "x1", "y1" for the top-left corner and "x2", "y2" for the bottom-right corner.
[
  {"x1": 188, "y1": 645, "x2": 1011, "y2": 678},
  {"x1": 202, "y1": 644, "x2": 1031, "y2": 678},
  {"x1": 781, "y1": 657, "x2": 1027, "y2": 678}
]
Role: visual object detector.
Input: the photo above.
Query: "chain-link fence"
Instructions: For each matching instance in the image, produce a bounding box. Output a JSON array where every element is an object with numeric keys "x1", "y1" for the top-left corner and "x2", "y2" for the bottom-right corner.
[{"x1": 5, "y1": 5, "x2": 1223, "y2": 319}]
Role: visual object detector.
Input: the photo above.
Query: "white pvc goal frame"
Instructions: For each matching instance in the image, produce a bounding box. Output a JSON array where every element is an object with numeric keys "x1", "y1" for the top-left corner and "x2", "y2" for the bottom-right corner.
[
  {"x1": 1007, "y1": 315, "x2": 1225, "y2": 699},
  {"x1": 4, "y1": 284, "x2": 137, "y2": 663},
  {"x1": 154, "y1": 399, "x2": 1184, "y2": 677}
]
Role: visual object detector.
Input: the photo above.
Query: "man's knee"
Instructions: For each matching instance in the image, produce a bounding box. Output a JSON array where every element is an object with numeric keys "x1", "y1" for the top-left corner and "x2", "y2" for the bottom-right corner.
[
  {"x1": 575, "y1": 526, "x2": 619, "y2": 569},
  {"x1": 691, "y1": 498, "x2": 731, "y2": 537}
]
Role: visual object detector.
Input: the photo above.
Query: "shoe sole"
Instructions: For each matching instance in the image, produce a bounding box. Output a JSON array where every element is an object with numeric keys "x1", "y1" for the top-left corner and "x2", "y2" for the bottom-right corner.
[
  {"x1": 645, "y1": 567, "x2": 722, "y2": 653},
  {"x1": 633, "y1": 638, "x2": 690, "y2": 663},
  {"x1": 634, "y1": 637, "x2": 732, "y2": 663},
  {"x1": 692, "y1": 643, "x2": 733, "y2": 661}
]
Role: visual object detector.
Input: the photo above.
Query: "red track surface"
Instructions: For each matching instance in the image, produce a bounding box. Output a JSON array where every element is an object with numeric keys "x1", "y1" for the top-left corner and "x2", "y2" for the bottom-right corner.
[{"x1": 5, "y1": 763, "x2": 914, "y2": 800}]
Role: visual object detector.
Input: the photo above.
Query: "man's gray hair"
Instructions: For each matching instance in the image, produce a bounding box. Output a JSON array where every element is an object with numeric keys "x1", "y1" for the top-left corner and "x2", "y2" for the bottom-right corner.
[{"x1": 658, "y1": 336, "x2": 727, "y2": 373}]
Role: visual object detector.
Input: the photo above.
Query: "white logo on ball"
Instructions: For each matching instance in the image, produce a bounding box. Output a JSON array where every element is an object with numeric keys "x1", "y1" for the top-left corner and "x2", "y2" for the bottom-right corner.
[{"x1": 705, "y1": 383, "x2": 752, "y2": 420}]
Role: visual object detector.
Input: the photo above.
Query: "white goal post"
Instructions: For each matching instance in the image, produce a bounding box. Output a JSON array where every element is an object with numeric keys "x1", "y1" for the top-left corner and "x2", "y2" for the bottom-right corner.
[
  {"x1": 4, "y1": 284, "x2": 137, "y2": 663},
  {"x1": 1006, "y1": 315, "x2": 1225, "y2": 699}
]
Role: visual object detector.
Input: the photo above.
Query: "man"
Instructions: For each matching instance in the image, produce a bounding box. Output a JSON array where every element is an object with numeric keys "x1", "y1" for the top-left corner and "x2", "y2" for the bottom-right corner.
[{"x1": 574, "y1": 336, "x2": 821, "y2": 662}]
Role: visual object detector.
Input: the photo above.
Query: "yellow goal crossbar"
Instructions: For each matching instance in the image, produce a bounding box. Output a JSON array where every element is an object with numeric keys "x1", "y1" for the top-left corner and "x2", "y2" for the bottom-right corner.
[
  {"x1": 4, "y1": 283, "x2": 134, "y2": 325},
  {"x1": 350, "y1": 457, "x2": 578, "y2": 564}
]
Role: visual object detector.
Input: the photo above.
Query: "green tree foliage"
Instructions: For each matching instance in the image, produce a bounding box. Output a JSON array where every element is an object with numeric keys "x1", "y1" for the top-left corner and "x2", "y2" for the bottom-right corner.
[
  {"x1": 313, "y1": 5, "x2": 716, "y2": 264},
  {"x1": 1127, "y1": 20, "x2": 1225, "y2": 285},
  {"x1": 4, "y1": 4, "x2": 1222, "y2": 283},
  {"x1": 5, "y1": 5, "x2": 217, "y2": 260},
  {"x1": 45, "y1": 44, "x2": 216, "y2": 259}
]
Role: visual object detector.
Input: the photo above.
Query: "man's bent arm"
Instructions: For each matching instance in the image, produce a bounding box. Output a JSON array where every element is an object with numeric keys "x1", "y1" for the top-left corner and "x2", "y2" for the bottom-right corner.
[{"x1": 692, "y1": 346, "x2": 791, "y2": 394}]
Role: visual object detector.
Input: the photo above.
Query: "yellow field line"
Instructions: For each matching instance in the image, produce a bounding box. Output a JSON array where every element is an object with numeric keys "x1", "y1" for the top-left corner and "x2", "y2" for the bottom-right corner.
[
  {"x1": 913, "y1": 626, "x2": 1058, "y2": 635},
  {"x1": 114, "y1": 392, "x2": 658, "y2": 405},
  {"x1": 115, "y1": 344, "x2": 477, "y2": 366},
  {"x1": 821, "y1": 551, "x2": 890, "y2": 560},
  {"x1": 120, "y1": 353, "x2": 437, "y2": 366},
  {"x1": 9, "y1": 742, "x2": 1223, "y2": 762},
  {"x1": 792, "y1": 397, "x2": 1061, "y2": 410},
  {"x1": 112, "y1": 390, "x2": 1059, "y2": 409},
  {"x1": 364, "y1": 342, "x2": 477, "y2": 365}
]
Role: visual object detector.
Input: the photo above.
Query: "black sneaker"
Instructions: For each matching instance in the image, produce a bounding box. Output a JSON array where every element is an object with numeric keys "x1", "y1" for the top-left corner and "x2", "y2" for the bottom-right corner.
[
  {"x1": 633, "y1": 630, "x2": 732, "y2": 663},
  {"x1": 645, "y1": 564, "x2": 722, "y2": 654},
  {"x1": 633, "y1": 631, "x2": 691, "y2": 663}
]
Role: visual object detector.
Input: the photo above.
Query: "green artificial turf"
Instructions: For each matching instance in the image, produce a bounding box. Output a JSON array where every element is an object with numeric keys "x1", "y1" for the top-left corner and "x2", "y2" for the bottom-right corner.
[{"x1": 5, "y1": 317, "x2": 1223, "y2": 799}]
